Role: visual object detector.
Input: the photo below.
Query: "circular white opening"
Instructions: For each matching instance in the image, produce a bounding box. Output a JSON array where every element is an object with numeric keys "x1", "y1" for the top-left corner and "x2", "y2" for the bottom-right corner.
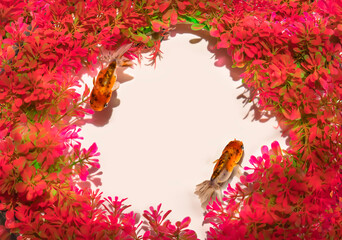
[{"x1": 79, "y1": 27, "x2": 287, "y2": 239}]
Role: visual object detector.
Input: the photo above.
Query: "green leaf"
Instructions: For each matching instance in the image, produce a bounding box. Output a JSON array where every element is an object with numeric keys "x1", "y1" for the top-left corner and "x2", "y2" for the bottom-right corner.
[
  {"x1": 180, "y1": 15, "x2": 199, "y2": 24},
  {"x1": 139, "y1": 26, "x2": 152, "y2": 34},
  {"x1": 191, "y1": 24, "x2": 205, "y2": 31},
  {"x1": 195, "y1": 10, "x2": 202, "y2": 16},
  {"x1": 51, "y1": 188, "x2": 57, "y2": 196},
  {"x1": 31, "y1": 160, "x2": 41, "y2": 169},
  {"x1": 146, "y1": 40, "x2": 154, "y2": 47}
]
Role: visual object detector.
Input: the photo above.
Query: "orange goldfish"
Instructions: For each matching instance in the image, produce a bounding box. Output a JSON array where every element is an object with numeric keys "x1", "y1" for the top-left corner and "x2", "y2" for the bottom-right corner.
[
  {"x1": 195, "y1": 140, "x2": 244, "y2": 208},
  {"x1": 90, "y1": 44, "x2": 133, "y2": 111}
]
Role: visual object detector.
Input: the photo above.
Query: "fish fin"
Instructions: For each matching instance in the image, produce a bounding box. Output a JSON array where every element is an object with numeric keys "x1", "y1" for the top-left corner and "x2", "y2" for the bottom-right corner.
[
  {"x1": 112, "y1": 81, "x2": 120, "y2": 91},
  {"x1": 99, "y1": 43, "x2": 133, "y2": 65},
  {"x1": 195, "y1": 180, "x2": 221, "y2": 209},
  {"x1": 213, "y1": 159, "x2": 219, "y2": 164},
  {"x1": 115, "y1": 43, "x2": 133, "y2": 59},
  {"x1": 118, "y1": 59, "x2": 134, "y2": 68},
  {"x1": 216, "y1": 169, "x2": 233, "y2": 183},
  {"x1": 235, "y1": 165, "x2": 243, "y2": 178}
]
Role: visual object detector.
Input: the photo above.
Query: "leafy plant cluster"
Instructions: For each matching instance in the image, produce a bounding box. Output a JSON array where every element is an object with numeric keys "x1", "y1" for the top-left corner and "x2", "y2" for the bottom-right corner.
[{"x1": 0, "y1": 0, "x2": 341, "y2": 239}]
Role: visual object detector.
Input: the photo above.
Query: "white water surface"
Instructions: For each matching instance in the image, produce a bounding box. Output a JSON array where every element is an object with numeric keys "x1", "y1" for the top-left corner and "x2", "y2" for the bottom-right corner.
[{"x1": 78, "y1": 26, "x2": 287, "y2": 239}]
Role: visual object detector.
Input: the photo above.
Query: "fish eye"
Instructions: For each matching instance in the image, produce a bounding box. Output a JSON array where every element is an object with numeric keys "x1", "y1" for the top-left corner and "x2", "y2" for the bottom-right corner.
[
  {"x1": 104, "y1": 103, "x2": 108, "y2": 108},
  {"x1": 241, "y1": 144, "x2": 244, "y2": 150}
]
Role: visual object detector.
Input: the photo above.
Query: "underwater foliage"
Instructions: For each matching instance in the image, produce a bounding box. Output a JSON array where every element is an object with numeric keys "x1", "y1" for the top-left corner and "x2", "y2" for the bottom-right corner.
[{"x1": 0, "y1": 0, "x2": 341, "y2": 239}]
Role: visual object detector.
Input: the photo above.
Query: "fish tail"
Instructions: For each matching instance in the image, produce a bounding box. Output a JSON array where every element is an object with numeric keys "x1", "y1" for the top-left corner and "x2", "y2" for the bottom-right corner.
[
  {"x1": 115, "y1": 43, "x2": 134, "y2": 67},
  {"x1": 195, "y1": 180, "x2": 222, "y2": 209},
  {"x1": 100, "y1": 43, "x2": 133, "y2": 65},
  {"x1": 114, "y1": 43, "x2": 133, "y2": 59}
]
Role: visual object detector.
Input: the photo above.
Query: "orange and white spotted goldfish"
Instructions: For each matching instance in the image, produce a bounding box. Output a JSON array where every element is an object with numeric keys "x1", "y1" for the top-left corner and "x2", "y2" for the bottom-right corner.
[
  {"x1": 90, "y1": 43, "x2": 133, "y2": 111},
  {"x1": 195, "y1": 140, "x2": 244, "y2": 208}
]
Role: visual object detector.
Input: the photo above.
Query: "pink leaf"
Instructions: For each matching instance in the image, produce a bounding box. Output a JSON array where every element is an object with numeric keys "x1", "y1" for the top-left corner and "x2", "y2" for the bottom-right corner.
[
  {"x1": 88, "y1": 142, "x2": 99, "y2": 156},
  {"x1": 271, "y1": 141, "x2": 281, "y2": 155},
  {"x1": 79, "y1": 166, "x2": 89, "y2": 181},
  {"x1": 82, "y1": 84, "x2": 90, "y2": 98},
  {"x1": 261, "y1": 145, "x2": 269, "y2": 155}
]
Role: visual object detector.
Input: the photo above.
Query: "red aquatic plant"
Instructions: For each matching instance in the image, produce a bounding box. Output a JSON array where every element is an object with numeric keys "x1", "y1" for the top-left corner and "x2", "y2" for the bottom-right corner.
[
  {"x1": 205, "y1": 141, "x2": 342, "y2": 239},
  {"x1": 0, "y1": 0, "x2": 341, "y2": 239}
]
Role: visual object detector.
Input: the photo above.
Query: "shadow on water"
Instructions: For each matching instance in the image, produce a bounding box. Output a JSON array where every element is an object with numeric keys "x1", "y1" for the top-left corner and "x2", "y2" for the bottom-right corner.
[
  {"x1": 75, "y1": 166, "x2": 104, "y2": 189},
  {"x1": 86, "y1": 66, "x2": 134, "y2": 127},
  {"x1": 169, "y1": 24, "x2": 246, "y2": 81},
  {"x1": 168, "y1": 24, "x2": 290, "y2": 144},
  {"x1": 72, "y1": 64, "x2": 134, "y2": 128}
]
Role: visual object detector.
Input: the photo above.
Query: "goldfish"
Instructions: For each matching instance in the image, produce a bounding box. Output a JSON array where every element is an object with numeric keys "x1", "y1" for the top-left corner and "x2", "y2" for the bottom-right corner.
[
  {"x1": 90, "y1": 43, "x2": 133, "y2": 111},
  {"x1": 195, "y1": 140, "x2": 244, "y2": 208}
]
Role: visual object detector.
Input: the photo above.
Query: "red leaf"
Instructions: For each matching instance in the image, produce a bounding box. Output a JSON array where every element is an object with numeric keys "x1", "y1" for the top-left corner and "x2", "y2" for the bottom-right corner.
[
  {"x1": 14, "y1": 98, "x2": 22, "y2": 107},
  {"x1": 15, "y1": 182, "x2": 27, "y2": 193},
  {"x1": 159, "y1": 1, "x2": 170, "y2": 12},
  {"x1": 198, "y1": 2, "x2": 205, "y2": 8},
  {"x1": 309, "y1": 125, "x2": 317, "y2": 142},
  {"x1": 283, "y1": 107, "x2": 301, "y2": 120},
  {"x1": 209, "y1": 28, "x2": 220, "y2": 38},
  {"x1": 13, "y1": 157, "x2": 26, "y2": 172},
  {"x1": 87, "y1": 33, "x2": 94, "y2": 43},
  {"x1": 14, "y1": 60, "x2": 25, "y2": 68},
  {"x1": 113, "y1": 26, "x2": 120, "y2": 35},
  {"x1": 233, "y1": 49, "x2": 244, "y2": 64},
  {"x1": 280, "y1": 177, "x2": 287, "y2": 184},
  {"x1": 22, "y1": 166, "x2": 34, "y2": 180},
  {"x1": 151, "y1": 20, "x2": 163, "y2": 32},
  {"x1": 7, "y1": 46, "x2": 15, "y2": 59},
  {"x1": 4, "y1": 65, "x2": 11, "y2": 72},
  {"x1": 29, "y1": 59, "x2": 37, "y2": 68},
  {"x1": 244, "y1": 47, "x2": 255, "y2": 58},
  {"x1": 170, "y1": 8, "x2": 177, "y2": 25},
  {"x1": 231, "y1": 38, "x2": 242, "y2": 45},
  {"x1": 307, "y1": 174, "x2": 323, "y2": 191},
  {"x1": 17, "y1": 142, "x2": 34, "y2": 154},
  {"x1": 177, "y1": 1, "x2": 186, "y2": 10}
]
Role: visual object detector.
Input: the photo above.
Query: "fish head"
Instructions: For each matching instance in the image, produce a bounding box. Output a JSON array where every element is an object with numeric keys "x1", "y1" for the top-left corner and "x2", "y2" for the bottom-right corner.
[
  {"x1": 210, "y1": 140, "x2": 244, "y2": 181},
  {"x1": 224, "y1": 140, "x2": 244, "y2": 164}
]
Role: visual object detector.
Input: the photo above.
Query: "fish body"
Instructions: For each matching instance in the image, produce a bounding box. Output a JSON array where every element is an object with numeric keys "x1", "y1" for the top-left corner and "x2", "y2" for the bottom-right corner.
[
  {"x1": 90, "y1": 61, "x2": 119, "y2": 111},
  {"x1": 90, "y1": 44, "x2": 133, "y2": 111},
  {"x1": 195, "y1": 140, "x2": 244, "y2": 208}
]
